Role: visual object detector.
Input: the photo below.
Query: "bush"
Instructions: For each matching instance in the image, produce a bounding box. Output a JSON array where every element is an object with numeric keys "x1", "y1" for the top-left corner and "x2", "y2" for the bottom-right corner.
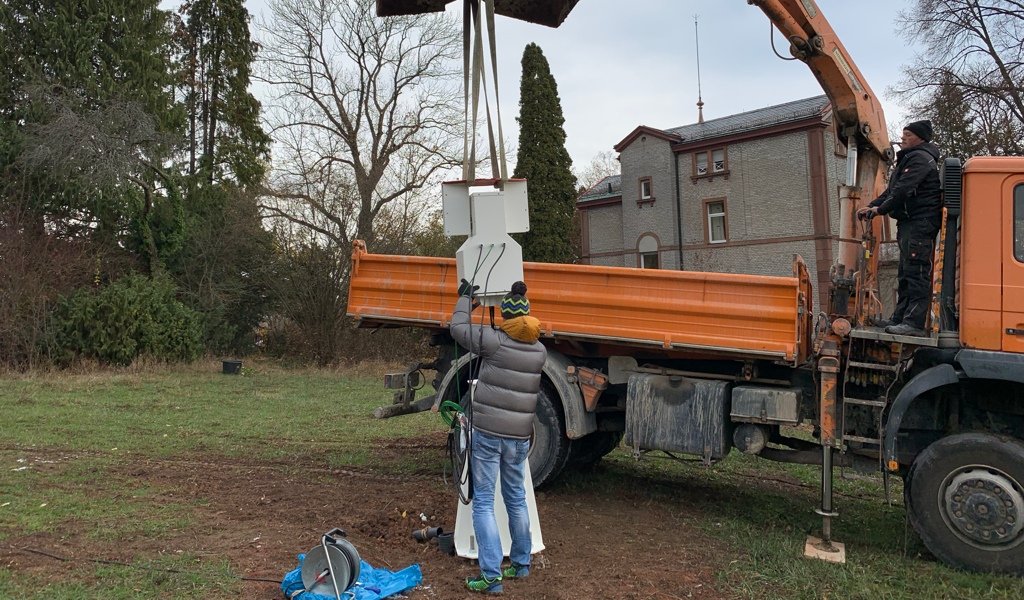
[
  {"x1": 49, "y1": 274, "x2": 203, "y2": 365},
  {"x1": 0, "y1": 227, "x2": 97, "y2": 369}
]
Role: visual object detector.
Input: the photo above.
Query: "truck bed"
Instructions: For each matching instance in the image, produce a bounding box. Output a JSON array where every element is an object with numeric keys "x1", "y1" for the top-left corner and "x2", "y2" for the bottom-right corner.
[{"x1": 347, "y1": 241, "x2": 813, "y2": 364}]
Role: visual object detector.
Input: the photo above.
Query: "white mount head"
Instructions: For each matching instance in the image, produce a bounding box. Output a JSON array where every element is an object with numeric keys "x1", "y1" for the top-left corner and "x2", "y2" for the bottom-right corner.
[{"x1": 442, "y1": 179, "x2": 530, "y2": 306}]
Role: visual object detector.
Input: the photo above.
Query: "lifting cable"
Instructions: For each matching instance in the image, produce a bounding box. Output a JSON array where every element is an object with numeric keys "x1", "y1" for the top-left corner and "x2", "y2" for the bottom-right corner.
[
  {"x1": 462, "y1": 0, "x2": 509, "y2": 184},
  {"x1": 442, "y1": 0, "x2": 512, "y2": 506}
]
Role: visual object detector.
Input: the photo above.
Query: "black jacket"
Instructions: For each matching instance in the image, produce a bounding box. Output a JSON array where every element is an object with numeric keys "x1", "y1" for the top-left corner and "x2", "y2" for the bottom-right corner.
[
  {"x1": 450, "y1": 296, "x2": 547, "y2": 439},
  {"x1": 869, "y1": 141, "x2": 942, "y2": 222}
]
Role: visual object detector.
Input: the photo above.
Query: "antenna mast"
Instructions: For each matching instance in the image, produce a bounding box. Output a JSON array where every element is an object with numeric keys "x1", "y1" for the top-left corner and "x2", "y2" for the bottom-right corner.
[{"x1": 694, "y1": 15, "x2": 704, "y2": 124}]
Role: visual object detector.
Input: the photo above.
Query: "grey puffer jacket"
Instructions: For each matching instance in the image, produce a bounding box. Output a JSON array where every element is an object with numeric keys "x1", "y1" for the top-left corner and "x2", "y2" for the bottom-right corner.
[{"x1": 450, "y1": 296, "x2": 547, "y2": 439}]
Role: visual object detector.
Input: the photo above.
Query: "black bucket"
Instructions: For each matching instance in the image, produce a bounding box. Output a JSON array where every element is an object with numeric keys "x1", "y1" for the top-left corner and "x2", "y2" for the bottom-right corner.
[
  {"x1": 222, "y1": 359, "x2": 242, "y2": 375},
  {"x1": 437, "y1": 531, "x2": 455, "y2": 556}
]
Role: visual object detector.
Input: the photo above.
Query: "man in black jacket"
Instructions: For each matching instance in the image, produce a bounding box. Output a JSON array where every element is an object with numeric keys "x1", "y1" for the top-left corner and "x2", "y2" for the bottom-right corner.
[{"x1": 857, "y1": 119, "x2": 942, "y2": 337}]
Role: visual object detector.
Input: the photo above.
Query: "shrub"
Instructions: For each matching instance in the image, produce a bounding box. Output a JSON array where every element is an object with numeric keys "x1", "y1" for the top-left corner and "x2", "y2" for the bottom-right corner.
[{"x1": 49, "y1": 274, "x2": 203, "y2": 365}]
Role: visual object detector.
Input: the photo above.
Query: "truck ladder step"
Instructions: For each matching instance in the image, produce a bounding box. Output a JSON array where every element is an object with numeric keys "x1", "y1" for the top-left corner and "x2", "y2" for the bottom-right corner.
[
  {"x1": 846, "y1": 360, "x2": 899, "y2": 372},
  {"x1": 843, "y1": 397, "x2": 887, "y2": 408},
  {"x1": 843, "y1": 435, "x2": 882, "y2": 446}
]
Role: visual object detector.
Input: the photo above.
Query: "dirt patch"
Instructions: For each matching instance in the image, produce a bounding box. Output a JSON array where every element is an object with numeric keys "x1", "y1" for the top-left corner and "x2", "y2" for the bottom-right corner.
[{"x1": 2, "y1": 452, "x2": 732, "y2": 599}]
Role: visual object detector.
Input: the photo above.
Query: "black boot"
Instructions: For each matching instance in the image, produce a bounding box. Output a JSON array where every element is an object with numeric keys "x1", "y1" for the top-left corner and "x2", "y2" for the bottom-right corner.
[{"x1": 885, "y1": 323, "x2": 926, "y2": 337}]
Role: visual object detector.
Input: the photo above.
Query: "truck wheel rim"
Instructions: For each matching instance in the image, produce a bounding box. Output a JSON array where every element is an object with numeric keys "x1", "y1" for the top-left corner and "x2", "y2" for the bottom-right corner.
[{"x1": 940, "y1": 465, "x2": 1024, "y2": 549}]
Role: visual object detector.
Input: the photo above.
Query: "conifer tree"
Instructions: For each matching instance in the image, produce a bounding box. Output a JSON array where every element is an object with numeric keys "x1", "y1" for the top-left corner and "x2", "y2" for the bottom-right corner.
[
  {"x1": 176, "y1": 0, "x2": 269, "y2": 186},
  {"x1": 512, "y1": 43, "x2": 577, "y2": 263},
  {"x1": 916, "y1": 71, "x2": 983, "y2": 160}
]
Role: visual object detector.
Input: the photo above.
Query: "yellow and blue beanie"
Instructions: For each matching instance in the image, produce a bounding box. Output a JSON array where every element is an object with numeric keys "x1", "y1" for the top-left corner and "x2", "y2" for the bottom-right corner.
[{"x1": 500, "y1": 281, "x2": 530, "y2": 319}]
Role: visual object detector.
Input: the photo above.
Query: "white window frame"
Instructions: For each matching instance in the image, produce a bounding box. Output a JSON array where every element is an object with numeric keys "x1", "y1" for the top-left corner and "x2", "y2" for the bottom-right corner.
[
  {"x1": 712, "y1": 148, "x2": 726, "y2": 173},
  {"x1": 695, "y1": 152, "x2": 708, "y2": 176},
  {"x1": 640, "y1": 177, "x2": 652, "y2": 201},
  {"x1": 706, "y1": 200, "x2": 727, "y2": 244}
]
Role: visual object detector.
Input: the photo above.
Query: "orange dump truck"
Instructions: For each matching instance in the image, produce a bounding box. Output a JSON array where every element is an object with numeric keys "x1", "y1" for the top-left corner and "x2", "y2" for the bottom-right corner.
[{"x1": 349, "y1": 158, "x2": 1024, "y2": 574}]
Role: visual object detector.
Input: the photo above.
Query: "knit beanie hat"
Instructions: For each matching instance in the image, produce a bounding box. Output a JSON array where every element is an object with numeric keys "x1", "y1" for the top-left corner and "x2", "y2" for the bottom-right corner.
[
  {"x1": 904, "y1": 120, "x2": 933, "y2": 142},
  {"x1": 500, "y1": 281, "x2": 530, "y2": 319}
]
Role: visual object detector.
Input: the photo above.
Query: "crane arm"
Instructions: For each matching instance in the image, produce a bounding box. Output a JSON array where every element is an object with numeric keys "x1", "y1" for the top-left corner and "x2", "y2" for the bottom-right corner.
[{"x1": 750, "y1": 1, "x2": 890, "y2": 162}]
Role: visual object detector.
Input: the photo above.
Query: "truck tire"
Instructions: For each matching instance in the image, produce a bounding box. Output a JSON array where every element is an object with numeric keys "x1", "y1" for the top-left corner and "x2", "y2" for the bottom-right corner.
[
  {"x1": 529, "y1": 386, "x2": 571, "y2": 489},
  {"x1": 568, "y1": 431, "x2": 624, "y2": 470},
  {"x1": 905, "y1": 432, "x2": 1024, "y2": 574}
]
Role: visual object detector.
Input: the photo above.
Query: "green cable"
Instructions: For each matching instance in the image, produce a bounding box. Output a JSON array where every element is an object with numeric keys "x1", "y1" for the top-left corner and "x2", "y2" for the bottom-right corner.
[{"x1": 439, "y1": 400, "x2": 464, "y2": 427}]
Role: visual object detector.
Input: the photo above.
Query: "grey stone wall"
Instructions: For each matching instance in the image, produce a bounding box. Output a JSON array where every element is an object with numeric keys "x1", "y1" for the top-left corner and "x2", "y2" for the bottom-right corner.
[
  {"x1": 585, "y1": 203, "x2": 625, "y2": 266},
  {"x1": 618, "y1": 135, "x2": 680, "y2": 270},
  {"x1": 598, "y1": 119, "x2": 850, "y2": 290}
]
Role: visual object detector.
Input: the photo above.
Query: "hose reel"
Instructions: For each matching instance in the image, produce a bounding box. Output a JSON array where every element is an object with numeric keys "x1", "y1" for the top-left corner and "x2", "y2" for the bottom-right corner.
[{"x1": 300, "y1": 528, "x2": 361, "y2": 599}]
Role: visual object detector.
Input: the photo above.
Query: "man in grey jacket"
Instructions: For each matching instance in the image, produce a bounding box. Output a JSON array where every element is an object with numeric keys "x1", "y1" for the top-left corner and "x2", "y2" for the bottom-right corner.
[{"x1": 450, "y1": 279, "x2": 547, "y2": 594}]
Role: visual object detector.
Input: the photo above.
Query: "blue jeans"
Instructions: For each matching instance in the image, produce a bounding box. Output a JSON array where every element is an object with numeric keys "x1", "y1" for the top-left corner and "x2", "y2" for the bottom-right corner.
[{"x1": 470, "y1": 429, "x2": 531, "y2": 579}]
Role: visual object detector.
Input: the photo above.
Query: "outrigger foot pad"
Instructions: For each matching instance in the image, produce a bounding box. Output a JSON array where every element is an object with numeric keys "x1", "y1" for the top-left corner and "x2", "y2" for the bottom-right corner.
[{"x1": 803, "y1": 536, "x2": 846, "y2": 564}]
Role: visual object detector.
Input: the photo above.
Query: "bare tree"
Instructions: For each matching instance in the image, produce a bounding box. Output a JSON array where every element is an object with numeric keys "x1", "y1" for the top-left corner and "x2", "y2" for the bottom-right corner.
[
  {"x1": 19, "y1": 89, "x2": 181, "y2": 273},
  {"x1": 575, "y1": 150, "x2": 620, "y2": 194},
  {"x1": 894, "y1": 0, "x2": 1024, "y2": 153},
  {"x1": 257, "y1": 0, "x2": 463, "y2": 250}
]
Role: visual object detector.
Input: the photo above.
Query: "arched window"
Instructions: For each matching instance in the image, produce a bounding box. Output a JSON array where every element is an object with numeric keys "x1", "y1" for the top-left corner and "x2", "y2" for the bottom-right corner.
[{"x1": 638, "y1": 234, "x2": 659, "y2": 269}]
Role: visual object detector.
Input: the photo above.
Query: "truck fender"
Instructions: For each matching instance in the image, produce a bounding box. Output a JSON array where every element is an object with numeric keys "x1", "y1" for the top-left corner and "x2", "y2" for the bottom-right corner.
[
  {"x1": 882, "y1": 363, "x2": 960, "y2": 470},
  {"x1": 431, "y1": 352, "x2": 476, "y2": 410},
  {"x1": 955, "y1": 348, "x2": 1024, "y2": 384},
  {"x1": 431, "y1": 349, "x2": 596, "y2": 440},
  {"x1": 542, "y1": 350, "x2": 596, "y2": 440}
]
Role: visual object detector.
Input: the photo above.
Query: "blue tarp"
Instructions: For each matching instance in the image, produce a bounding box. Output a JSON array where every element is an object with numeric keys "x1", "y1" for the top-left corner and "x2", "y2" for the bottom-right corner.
[{"x1": 281, "y1": 554, "x2": 423, "y2": 600}]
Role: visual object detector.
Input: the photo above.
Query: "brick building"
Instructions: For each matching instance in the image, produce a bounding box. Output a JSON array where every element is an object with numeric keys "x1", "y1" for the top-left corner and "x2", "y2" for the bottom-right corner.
[{"x1": 578, "y1": 95, "x2": 851, "y2": 308}]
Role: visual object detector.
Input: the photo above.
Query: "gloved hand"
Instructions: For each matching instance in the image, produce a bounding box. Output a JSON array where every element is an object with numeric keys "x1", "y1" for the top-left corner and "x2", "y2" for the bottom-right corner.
[
  {"x1": 857, "y1": 206, "x2": 878, "y2": 220},
  {"x1": 457, "y1": 278, "x2": 479, "y2": 298}
]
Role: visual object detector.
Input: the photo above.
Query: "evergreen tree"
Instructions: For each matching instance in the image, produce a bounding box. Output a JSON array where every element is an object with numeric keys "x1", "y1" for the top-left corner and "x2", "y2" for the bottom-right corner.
[
  {"x1": 917, "y1": 71, "x2": 984, "y2": 160},
  {"x1": 512, "y1": 43, "x2": 577, "y2": 263},
  {"x1": 0, "y1": 0, "x2": 183, "y2": 248},
  {"x1": 176, "y1": 0, "x2": 269, "y2": 187}
]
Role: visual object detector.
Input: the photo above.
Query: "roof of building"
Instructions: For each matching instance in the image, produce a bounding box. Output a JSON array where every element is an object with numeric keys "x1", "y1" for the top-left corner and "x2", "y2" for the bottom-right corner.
[
  {"x1": 578, "y1": 174, "x2": 621, "y2": 203},
  {"x1": 665, "y1": 95, "x2": 830, "y2": 143}
]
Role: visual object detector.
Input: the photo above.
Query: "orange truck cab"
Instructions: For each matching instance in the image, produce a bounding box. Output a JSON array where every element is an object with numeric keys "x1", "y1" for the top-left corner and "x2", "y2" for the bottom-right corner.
[{"x1": 960, "y1": 157, "x2": 1024, "y2": 352}]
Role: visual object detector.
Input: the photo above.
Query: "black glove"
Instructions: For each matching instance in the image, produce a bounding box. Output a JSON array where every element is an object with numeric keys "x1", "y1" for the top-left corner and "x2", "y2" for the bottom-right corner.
[{"x1": 457, "y1": 278, "x2": 479, "y2": 298}]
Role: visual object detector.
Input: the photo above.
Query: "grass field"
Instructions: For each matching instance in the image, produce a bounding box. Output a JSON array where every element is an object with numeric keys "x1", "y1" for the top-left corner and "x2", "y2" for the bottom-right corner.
[{"x1": 2, "y1": 360, "x2": 1023, "y2": 599}]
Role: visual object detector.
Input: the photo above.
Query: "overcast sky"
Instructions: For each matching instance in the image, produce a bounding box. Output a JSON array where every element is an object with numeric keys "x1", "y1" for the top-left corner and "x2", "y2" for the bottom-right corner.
[{"x1": 239, "y1": 0, "x2": 919, "y2": 172}]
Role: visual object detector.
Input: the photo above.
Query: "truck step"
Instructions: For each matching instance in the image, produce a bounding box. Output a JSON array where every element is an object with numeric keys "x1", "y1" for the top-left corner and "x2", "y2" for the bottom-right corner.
[
  {"x1": 846, "y1": 360, "x2": 899, "y2": 372},
  {"x1": 843, "y1": 434, "x2": 882, "y2": 446},
  {"x1": 849, "y1": 327, "x2": 939, "y2": 347},
  {"x1": 843, "y1": 397, "x2": 887, "y2": 408}
]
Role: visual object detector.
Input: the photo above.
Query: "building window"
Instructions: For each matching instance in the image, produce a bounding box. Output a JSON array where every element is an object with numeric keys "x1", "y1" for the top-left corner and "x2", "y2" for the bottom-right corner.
[
  {"x1": 639, "y1": 177, "x2": 653, "y2": 202},
  {"x1": 692, "y1": 147, "x2": 728, "y2": 180},
  {"x1": 705, "y1": 199, "x2": 727, "y2": 243},
  {"x1": 638, "y1": 234, "x2": 659, "y2": 269},
  {"x1": 712, "y1": 148, "x2": 726, "y2": 172}
]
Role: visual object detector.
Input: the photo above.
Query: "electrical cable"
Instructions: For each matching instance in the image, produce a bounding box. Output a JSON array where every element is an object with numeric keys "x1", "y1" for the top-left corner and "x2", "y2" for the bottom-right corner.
[
  {"x1": 445, "y1": 243, "x2": 490, "y2": 504},
  {"x1": 2, "y1": 544, "x2": 282, "y2": 584},
  {"x1": 445, "y1": 242, "x2": 507, "y2": 505},
  {"x1": 769, "y1": 22, "x2": 799, "y2": 61}
]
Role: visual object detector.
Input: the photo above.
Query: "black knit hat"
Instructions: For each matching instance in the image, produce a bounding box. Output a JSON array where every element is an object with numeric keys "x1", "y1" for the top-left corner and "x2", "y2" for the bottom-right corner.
[
  {"x1": 904, "y1": 120, "x2": 933, "y2": 142},
  {"x1": 500, "y1": 281, "x2": 530, "y2": 319}
]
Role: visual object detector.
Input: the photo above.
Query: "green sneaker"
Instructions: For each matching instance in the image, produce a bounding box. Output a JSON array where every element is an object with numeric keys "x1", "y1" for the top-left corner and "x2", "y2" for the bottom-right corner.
[
  {"x1": 465, "y1": 574, "x2": 503, "y2": 594},
  {"x1": 501, "y1": 562, "x2": 530, "y2": 579}
]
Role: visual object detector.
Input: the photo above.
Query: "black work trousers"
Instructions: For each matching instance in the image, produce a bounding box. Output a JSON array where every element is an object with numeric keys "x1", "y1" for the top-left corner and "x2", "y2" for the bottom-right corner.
[{"x1": 892, "y1": 217, "x2": 941, "y2": 329}]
